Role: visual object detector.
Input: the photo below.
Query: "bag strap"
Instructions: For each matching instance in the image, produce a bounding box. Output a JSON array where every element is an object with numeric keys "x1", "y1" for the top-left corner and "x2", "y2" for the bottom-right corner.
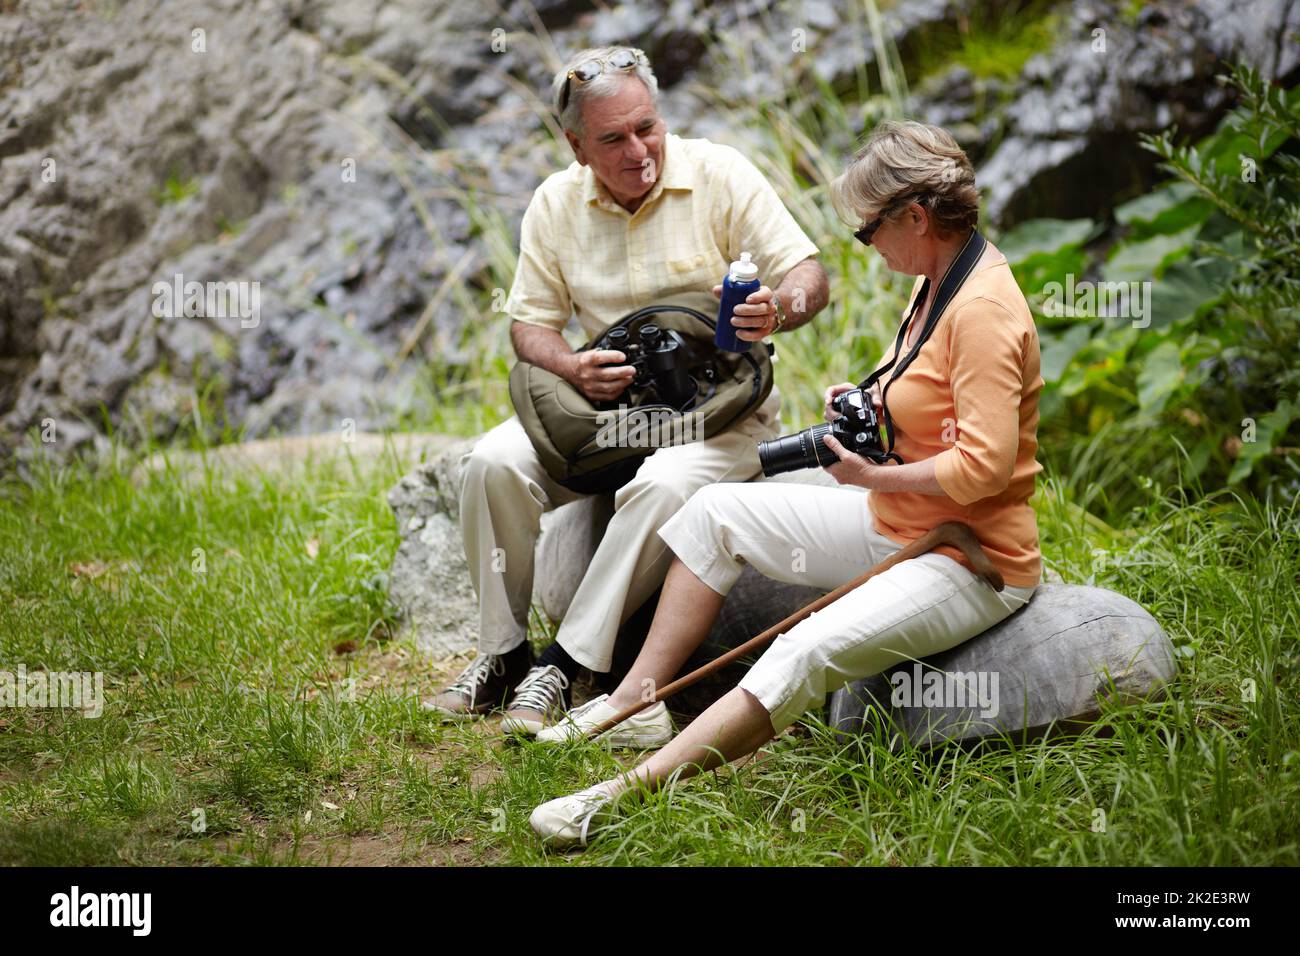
[{"x1": 859, "y1": 229, "x2": 987, "y2": 460}]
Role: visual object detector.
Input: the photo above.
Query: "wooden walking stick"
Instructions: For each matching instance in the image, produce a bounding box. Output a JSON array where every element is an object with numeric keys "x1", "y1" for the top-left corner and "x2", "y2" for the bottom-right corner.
[{"x1": 584, "y1": 520, "x2": 1003, "y2": 740}]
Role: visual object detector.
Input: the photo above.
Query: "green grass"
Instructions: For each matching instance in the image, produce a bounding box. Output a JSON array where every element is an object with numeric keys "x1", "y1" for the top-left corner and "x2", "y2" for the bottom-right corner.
[
  {"x1": 0, "y1": 435, "x2": 1295, "y2": 865},
  {"x1": 911, "y1": 1, "x2": 1064, "y2": 84},
  {"x1": 154, "y1": 172, "x2": 200, "y2": 207}
]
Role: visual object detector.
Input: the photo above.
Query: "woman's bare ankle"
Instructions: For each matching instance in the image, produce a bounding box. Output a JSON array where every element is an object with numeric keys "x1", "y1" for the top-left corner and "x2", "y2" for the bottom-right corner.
[{"x1": 606, "y1": 686, "x2": 641, "y2": 711}]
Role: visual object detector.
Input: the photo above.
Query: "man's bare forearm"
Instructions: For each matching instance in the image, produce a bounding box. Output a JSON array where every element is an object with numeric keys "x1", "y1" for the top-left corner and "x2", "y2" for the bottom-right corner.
[
  {"x1": 510, "y1": 321, "x2": 576, "y2": 381},
  {"x1": 774, "y1": 258, "x2": 829, "y2": 332}
]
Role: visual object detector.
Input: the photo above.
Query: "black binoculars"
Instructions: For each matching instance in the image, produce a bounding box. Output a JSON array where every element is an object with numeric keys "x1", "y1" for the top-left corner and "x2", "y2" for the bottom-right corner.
[{"x1": 601, "y1": 323, "x2": 698, "y2": 409}]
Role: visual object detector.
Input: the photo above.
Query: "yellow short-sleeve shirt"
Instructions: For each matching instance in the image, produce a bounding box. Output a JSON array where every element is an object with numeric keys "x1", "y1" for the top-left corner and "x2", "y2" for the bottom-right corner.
[{"x1": 505, "y1": 133, "x2": 820, "y2": 339}]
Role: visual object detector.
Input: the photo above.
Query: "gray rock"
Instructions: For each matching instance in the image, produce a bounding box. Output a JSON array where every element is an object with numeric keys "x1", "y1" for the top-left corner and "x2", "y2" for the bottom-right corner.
[
  {"x1": 385, "y1": 437, "x2": 476, "y2": 659},
  {"x1": 962, "y1": 0, "x2": 1300, "y2": 225},
  {"x1": 385, "y1": 434, "x2": 621, "y2": 656},
  {"x1": 827, "y1": 583, "x2": 1176, "y2": 749},
  {"x1": 534, "y1": 494, "x2": 617, "y2": 622}
]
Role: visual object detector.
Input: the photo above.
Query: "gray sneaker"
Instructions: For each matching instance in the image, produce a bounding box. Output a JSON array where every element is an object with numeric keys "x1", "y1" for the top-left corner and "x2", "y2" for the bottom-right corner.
[
  {"x1": 501, "y1": 665, "x2": 571, "y2": 737},
  {"x1": 421, "y1": 643, "x2": 532, "y2": 719}
]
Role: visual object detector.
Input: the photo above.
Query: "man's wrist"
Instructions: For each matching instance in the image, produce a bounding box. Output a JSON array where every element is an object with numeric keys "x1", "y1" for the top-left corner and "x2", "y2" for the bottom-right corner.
[{"x1": 559, "y1": 350, "x2": 581, "y2": 383}]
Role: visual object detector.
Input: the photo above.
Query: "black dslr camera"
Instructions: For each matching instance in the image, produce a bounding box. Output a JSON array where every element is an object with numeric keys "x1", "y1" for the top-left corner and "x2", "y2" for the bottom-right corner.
[
  {"x1": 599, "y1": 323, "x2": 698, "y2": 409},
  {"x1": 757, "y1": 386, "x2": 896, "y2": 477}
]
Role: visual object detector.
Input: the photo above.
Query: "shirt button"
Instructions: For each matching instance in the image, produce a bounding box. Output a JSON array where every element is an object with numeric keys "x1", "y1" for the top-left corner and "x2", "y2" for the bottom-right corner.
[{"x1": 634, "y1": 263, "x2": 643, "y2": 271}]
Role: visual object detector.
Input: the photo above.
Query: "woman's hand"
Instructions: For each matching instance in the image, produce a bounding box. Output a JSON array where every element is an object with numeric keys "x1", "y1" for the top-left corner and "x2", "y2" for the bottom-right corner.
[
  {"x1": 823, "y1": 381, "x2": 884, "y2": 422},
  {"x1": 823, "y1": 382, "x2": 856, "y2": 421},
  {"x1": 820, "y1": 433, "x2": 880, "y2": 489}
]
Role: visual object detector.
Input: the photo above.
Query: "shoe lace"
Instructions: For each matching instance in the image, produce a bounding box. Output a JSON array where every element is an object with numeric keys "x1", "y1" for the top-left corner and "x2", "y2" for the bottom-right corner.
[
  {"x1": 447, "y1": 653, "x2": 505, "y2": 697},
  {"x1": 576, "y1": 789, "x2": 614, "y2": 845},
  {"x1": 509, "y1": 666, "x2": 569, "y2": 713},
  {"x1": 564, "y1": 696, "x2": 608, "y2": 724}
]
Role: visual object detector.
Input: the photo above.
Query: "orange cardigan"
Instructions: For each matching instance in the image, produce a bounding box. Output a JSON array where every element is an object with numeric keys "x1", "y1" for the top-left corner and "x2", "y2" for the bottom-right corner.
[{"x1": 866, "y1": 245, "x2": 1044, "y2": 587}]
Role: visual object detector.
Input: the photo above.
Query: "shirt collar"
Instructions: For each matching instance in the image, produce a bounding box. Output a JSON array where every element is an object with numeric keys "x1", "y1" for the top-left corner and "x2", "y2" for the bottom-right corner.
[{"x1": 577, "y1": 132, "x2": 694, "y2": 215}]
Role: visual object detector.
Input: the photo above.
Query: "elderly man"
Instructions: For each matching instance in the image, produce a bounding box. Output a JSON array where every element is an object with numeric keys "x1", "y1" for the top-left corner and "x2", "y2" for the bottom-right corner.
[{"x1": 424, "y1": 46, "x2": 828, "y2": 739}]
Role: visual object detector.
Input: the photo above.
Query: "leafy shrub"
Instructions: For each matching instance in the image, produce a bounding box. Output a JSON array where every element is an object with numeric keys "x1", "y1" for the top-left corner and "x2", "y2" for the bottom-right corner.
[{"x1": 998, "y1": 64, "x2": 1299, "y2": 507}]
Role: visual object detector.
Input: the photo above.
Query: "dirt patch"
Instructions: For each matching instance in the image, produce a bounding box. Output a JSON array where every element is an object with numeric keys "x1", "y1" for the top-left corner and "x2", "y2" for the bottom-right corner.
[{"x1": 292, "y1": 831, "x2": 501, "y2": 866}]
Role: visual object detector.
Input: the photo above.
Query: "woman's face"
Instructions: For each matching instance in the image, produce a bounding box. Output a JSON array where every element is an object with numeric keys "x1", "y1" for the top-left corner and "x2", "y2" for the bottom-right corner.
[{"x1": 866, "y1": 203, "x2": 928, "y2": 276}]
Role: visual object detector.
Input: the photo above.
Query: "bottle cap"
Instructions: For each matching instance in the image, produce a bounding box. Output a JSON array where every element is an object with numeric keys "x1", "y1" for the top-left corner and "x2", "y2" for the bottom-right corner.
[{"x1": 728, "y1": 251, "x2": 759, "y2": 281}]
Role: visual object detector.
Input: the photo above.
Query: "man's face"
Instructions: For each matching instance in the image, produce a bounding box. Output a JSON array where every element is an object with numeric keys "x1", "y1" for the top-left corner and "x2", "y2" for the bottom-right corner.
[{"x1": 565, "y1": 76, "x2": 666, "y2": 211}]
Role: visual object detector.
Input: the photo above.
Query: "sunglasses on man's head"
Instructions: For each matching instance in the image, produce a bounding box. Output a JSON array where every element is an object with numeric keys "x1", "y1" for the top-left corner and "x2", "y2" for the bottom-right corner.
[{"x1": 558, "y1": 48, "x2": 650, "y2": 114}]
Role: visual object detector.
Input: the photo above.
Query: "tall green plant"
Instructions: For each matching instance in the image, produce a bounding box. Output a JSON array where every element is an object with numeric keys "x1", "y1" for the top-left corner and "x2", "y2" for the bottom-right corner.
[{"x1": 1000, "y1": 64, "x2": 1299, "y2": 509}]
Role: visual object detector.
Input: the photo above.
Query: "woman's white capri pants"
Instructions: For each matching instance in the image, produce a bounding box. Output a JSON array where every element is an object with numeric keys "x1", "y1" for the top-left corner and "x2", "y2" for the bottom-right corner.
[{"x1": 656, "y1": 482, "x2": 1039, "y2": 734}]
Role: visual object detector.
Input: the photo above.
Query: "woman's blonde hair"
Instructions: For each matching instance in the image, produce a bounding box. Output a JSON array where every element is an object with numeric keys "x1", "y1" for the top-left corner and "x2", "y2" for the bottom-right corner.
[{"x1": 830, "y1": 120, "x2": 979, "y2": 238}]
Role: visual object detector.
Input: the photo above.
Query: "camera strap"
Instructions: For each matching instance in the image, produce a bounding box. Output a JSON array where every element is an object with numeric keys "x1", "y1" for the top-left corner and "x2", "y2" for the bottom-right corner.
[{"x1": 859, "y1": 229, "x2": 987, "y2": 461}]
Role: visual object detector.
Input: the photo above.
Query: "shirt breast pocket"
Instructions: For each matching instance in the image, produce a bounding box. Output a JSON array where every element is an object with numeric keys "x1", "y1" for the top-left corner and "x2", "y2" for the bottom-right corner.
[{"x1": 666, "y1": 252, "x2": 718, "y2": 293}]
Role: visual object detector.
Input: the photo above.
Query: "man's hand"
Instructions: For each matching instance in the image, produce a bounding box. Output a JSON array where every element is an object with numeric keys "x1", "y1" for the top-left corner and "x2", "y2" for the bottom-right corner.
[
  {"x1": 711, "y1": 283, "x2": 779, "y2": 341},
  {"x1": 511, "y1": 322, "x2": 635, "y2": 404},
  {"x1": 567, "y1": 349, "x2": 636, "y2": 403}
]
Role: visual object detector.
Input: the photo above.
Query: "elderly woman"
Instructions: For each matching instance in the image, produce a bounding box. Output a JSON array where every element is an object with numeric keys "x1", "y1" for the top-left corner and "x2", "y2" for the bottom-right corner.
[{"x1": 529, "y1": 120, "x2": 1045, "y2": 848}]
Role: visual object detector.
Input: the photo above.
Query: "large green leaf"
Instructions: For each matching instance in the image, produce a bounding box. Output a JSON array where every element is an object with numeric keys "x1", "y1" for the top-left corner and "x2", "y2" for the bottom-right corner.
[
  {"x1": 998, "y1": 218, "x2": 1096, "y2": 265},
  {"x1": 1144, "y1": 255, "x2": 1234, "y2": 329},
  {"x1": 1038, "y1": 321, "x2": 1095, "y2": 383},
  {"x1": 1116, "y1": 181, "x2": 1197, "y2": 224},
  {"x1": 1115, "y1": 182, "x2": 1214, "y2": 236},
  {"x1": 1228, "y1": 399, "x2": 1297, "y2": 484},
  {"x1": 1017, "y1": 246, "x2": 1090, "y2": 315},
  {"x1": 1136, "y1": 339, "x2": 1185, "y2": 416},
  {"x1": 1102, "y1": 224, "x2": 1201, "y2": 283}
]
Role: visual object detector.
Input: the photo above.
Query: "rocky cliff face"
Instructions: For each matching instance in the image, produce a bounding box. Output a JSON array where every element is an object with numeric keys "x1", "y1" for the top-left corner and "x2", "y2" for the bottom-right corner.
[{"x1": 1, "y1": 0, "x2": 1295, "y2": 458}]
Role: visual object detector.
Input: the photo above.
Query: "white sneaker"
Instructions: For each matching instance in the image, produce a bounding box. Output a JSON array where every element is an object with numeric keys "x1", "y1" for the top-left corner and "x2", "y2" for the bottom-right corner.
[
  {"x1": 530, "y1": 784, "x2": 619, "y2": 849},
  {"x1": 535, "y1": 694, "x2": 674, "y2": 749}
]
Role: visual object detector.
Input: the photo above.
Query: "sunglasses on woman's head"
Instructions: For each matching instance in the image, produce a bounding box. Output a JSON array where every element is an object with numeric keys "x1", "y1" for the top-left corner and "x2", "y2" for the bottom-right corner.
[{"x1": 558, "y1": 48, "x2": 649, "y2": 114}]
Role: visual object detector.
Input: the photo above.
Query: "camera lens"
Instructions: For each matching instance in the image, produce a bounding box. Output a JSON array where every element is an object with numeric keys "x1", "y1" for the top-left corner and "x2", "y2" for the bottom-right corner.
[{"x1": 757, "y1": 423, "x2": 836, "y2": 477}]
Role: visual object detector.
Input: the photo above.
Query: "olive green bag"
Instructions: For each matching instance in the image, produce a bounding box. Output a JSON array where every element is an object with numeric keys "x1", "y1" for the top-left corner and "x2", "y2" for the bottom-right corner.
[{"x1": 509, "y1": 305, "x2": 774, "y2": 494}]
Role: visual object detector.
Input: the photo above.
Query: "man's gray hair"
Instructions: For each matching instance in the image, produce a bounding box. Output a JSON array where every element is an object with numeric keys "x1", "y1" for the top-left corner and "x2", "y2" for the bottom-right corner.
[{"x1": 551, "y1": 46, "x2": 660, "y2": 138}]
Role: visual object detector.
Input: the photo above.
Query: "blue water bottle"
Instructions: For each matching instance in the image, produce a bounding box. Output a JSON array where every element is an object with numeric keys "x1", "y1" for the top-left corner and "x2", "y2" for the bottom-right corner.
[{"x1": 715, "y1": 251, "x2": 761, "y2": 353}]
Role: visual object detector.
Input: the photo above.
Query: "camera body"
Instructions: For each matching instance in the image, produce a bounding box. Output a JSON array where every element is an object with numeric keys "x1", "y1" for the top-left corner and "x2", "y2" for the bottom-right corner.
[{"x1": 757, "y1": 386, "x2": 891, "y2": 477}]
